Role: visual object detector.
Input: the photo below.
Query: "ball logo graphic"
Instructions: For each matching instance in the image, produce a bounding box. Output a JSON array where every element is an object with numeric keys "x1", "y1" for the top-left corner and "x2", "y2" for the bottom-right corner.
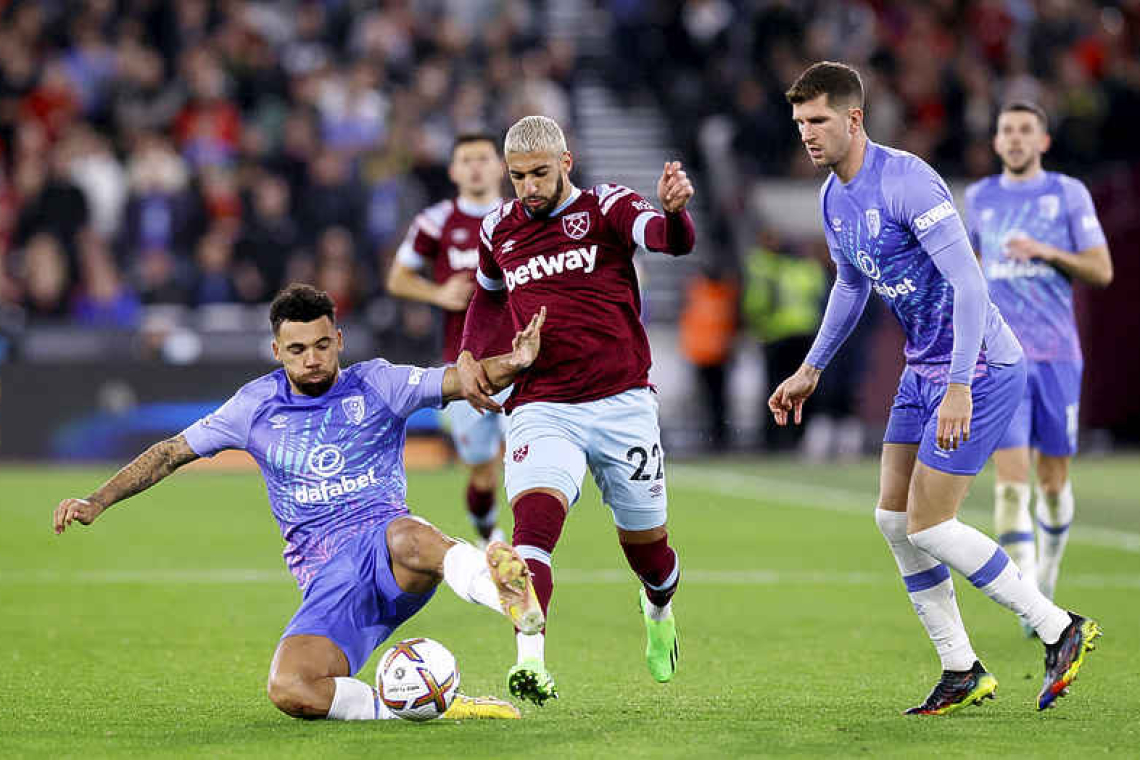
[
  {"x1": 307, "y1": 444, "x2": 345, "y2": 478},
  {"x1": 856, "y1": 250, "x2": 880, "y2": 280}
]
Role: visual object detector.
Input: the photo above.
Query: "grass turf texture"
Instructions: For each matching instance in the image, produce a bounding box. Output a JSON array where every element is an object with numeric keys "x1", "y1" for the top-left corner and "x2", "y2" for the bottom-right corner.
[{"x1": 2, "y1": 455, "x2": 1138, "y2": 758}]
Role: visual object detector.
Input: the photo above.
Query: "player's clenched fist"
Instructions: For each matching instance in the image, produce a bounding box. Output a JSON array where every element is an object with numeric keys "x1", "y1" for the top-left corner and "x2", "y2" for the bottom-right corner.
[
  {"x1": 657, "y1": 161, "x2": 694, "y2": 213},
  {"x1": 53, "y1": 497, "x2": 105, "y2": 534}
]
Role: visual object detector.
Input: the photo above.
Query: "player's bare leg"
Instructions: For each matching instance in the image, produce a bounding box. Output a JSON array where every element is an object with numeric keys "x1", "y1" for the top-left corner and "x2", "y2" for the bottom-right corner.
[
  {"x1": 906, "y1": 462, "x2": 1098, "y2": 711},
  {"x1": 1034, "y1": 454, "x2": 1073, "y2": 601},
  {"x1": 268, "y1": 634, "x2": 364, "y2": 719},
  {"x1": 467, "y1": 458, "x2": 505, "y2": 548},
  {"x1": 504, "y1": 487, "x2": 565, "y2": 705},
  {"x1": 618, "y1": 524, "x2": 680, "y2": 683},
  {"x1": 872, "y1": 444, "x2": 988, "y2": 714},
  {"x1": 993, "y1": 446, "x2": 1036, "y2": 635}
]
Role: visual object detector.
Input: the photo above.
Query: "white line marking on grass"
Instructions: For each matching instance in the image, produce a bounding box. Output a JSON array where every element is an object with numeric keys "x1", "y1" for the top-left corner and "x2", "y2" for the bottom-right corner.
[
  {"x1": 3, "y1": 568, "x2": 1138, "y2": 589},
  {"x1": 669, "y1": 465, "x2": 1140, "y2": 554}
]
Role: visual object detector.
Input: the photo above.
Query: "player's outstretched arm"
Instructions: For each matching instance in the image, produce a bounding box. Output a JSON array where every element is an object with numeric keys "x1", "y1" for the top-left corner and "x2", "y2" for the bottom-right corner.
[
  {"x1": 53, "y1": 434, "x2": 200, "y2": 534},
  {"x1": 445, "y1": 307, "x2": 546, "y2": 407}
]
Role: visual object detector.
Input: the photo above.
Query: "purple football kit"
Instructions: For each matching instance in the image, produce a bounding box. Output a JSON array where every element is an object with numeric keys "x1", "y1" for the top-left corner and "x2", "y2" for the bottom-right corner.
[
  {"x1": 806, "y1": 141, "x2": 1024, "y2": 475},
  {"x1": 964, "y1": 171, "x2": 1106, "y2": 456},
  {"x1": 182, "y1": 359, "x2": 446, "y2": 673}
]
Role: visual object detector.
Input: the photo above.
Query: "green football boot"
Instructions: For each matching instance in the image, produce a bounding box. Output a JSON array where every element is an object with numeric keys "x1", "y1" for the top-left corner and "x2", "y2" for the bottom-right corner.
[
  {"x1": 639, "y1": 587, "x2": 678, "y2": 683},
  {"x1": 508, "y1": 659, "x2": 558, "y2": 706}
]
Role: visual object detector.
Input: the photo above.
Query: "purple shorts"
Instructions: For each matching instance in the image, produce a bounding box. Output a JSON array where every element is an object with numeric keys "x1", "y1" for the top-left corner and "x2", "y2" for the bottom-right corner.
[
  {"x1": 281, "y1": 519, "x2": 435, "y2": 675},
  {"x1": 884, "y1": 359, "x2": 1027, "y2": 476},
  {"x1": 996, "y1": 360, "x2": 1082, "y2": 457}
]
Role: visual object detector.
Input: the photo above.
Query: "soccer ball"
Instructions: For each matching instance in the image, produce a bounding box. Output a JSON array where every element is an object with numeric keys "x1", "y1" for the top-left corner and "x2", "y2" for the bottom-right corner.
[{"x1": 376, "y1": 637, "x2": 460, "y2": 722}]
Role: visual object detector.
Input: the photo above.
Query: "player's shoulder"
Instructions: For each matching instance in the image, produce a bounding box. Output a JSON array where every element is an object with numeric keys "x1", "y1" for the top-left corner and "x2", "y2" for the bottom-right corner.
[
  {"x1": 588, "y1": 183, "x2": 645, "y2": 215},
  {"x1": 415, "y1": 199, "x2": 455, "y2": 238},
  {"x1": 1052, "y1": 171, "x2": 1092, "y2": 199},
  {"x1": 228, "y1": 371, "x2": 282, "y2": 414},
  {"x1": 877, "y1": 142, "x2": 941, "y2": 186},
  {"x1": 964, "y1": 174, "x2": 1000, "y2": 204},
  {"x1": 480, "y1": 199, "x2": 519, "y2": 243}
]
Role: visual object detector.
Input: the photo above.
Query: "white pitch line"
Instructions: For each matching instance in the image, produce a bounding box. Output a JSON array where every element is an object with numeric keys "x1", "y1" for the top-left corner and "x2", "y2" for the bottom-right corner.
[
  {"x1": 668, "y1": 465, "x2": 1140, "y2": 554},
  {"x1": 2, "y1": 568, "x2": 1138, "y2": 589}
]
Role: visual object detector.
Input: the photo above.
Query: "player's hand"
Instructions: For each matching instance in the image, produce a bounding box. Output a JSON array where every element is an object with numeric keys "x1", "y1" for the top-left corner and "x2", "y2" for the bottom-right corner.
[
  {"x1": 508, "y1": 306, "x2": 546, "y2": 370},
  {"x1": 457, "y1": 350, "x2": 502, "y2": 414},
  {"x1": 53, "y1": 497, "x2": 105, "y2": 535},
  {"x1": 1004, "y1": 235, "x2": 1055, "y2": 263},
  {"x1": 768, "y1": 364, "x2": 821, "y2": 426},
  {"x1": 657, "y1": 161, "x2": 694, "y2": 213},
  {"x1": 936, "y1": 383, "x2": 973, "y2": 451},
  {"x1": 435, "y1": 274, "x2": 476, "y2": 312}
]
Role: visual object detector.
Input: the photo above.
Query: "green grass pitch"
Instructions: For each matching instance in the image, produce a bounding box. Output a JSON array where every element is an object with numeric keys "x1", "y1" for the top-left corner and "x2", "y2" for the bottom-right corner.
[{"x1": 2, "y1": 455, "x2": 1138, "y2": 758}]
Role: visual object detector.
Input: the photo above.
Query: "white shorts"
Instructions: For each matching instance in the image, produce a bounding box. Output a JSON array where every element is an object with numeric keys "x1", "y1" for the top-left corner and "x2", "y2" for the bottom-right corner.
[
  {"x1": 504, "y1": 387, "x2": 668, "y2": 531},
  {"x1": 444, "y1": 388, "x2": 509, "y2": 465}
]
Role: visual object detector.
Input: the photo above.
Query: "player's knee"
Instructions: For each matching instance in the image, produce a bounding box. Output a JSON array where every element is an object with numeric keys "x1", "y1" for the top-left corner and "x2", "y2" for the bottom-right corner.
[
  {"x1": 387, "y1": 520, "x2": 444, "y2": 576},
  {"x1": 267, "y1": 673, "x2": 321, "y2": 718}
]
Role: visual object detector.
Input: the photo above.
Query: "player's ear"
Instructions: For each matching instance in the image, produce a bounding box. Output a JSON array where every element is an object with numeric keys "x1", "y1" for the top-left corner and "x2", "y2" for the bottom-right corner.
[
  {"x1": 562, "y1": 150, "x2": 573, "y2": 174},
  {"x1": 1040, "y1": 131, "x2": 1052, "y2": 155},
  {"x1": 271, "y1": 340, "x2": 280, "y2": 362},
  {"x1": 336, "y1": 329, "x2": 344, "y2": 351},
  {"x1": 848, "y1": 107, "x2": 863, "y2": 135}
]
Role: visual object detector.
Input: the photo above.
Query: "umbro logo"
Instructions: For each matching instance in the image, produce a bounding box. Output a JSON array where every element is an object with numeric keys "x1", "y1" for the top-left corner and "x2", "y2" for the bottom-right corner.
[
  {"x1": 269, "y1": 414, "x2": 288, "y2": 430},
  {"x1": 501, "y1": 239, "x2": 516, "y2": 253}
]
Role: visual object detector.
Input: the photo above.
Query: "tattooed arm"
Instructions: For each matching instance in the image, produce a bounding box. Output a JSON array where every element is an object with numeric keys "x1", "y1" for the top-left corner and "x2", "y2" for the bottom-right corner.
[{"x1": 52, "y1": 434, "x2": 200, "y2": 534}]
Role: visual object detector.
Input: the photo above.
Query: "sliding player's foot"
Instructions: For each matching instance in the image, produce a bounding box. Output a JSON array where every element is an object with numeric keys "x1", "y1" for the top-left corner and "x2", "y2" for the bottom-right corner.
[{"x1": 442, "y1": 693, "x2": 521, "y2": 719}]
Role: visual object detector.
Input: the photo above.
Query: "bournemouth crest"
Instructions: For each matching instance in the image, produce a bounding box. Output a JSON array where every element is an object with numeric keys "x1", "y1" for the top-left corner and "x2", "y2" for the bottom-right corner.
[
  {"x1": 865, "y1": 208, "x2": 881, "y2": 238},
  {"x1": 341, "y1": 395, "x2": 366, "y2": 425},
  {"x1": 562, "y1": 211, "x2": 590, "y2": 240}
]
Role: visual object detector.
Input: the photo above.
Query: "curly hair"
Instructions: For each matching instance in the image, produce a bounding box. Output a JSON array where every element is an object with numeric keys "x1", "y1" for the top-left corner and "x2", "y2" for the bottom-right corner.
[{"x1": 269, "y1": 283, "x2": 336, "y2": 334}]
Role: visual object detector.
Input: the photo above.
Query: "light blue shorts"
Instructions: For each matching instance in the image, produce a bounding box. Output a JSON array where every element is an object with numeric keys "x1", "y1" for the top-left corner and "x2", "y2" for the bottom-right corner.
[
  {"x1": 504, "y1": 387, "x2": 668, "y2": 531},
  {"x1": 444, "y1": 388, "x2": 510, "y2": 465},
  {"x1": 996, "y1": 360, "x2": 1082, "y2": 457}
]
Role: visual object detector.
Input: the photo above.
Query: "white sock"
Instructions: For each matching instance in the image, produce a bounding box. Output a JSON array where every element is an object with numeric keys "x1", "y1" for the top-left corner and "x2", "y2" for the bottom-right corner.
[
  {"x1": 443, "y1": 542, "x2": 504, "y2": 614},
  {"x1": 909, "y1": 518, "x2": 1070, "y2": 644},
  {"x1": 327, "y1": 677, "x2": 395, "y2": 720},
  {"x1": 646, "y1": 599, "x2": 672, "y2": 622},
  {"x1": 875, "y1": 509, "x2": 976, "y2": 671},
  {"x1": 517, "y1": 631, "x2": 544, "y2": 665},
  {"x1": 994, "y1": 481, "x2": 1036, "y2": 587},
  {"x1": 1036, "y1": 481, "x2": 1074, "y2": 601}
]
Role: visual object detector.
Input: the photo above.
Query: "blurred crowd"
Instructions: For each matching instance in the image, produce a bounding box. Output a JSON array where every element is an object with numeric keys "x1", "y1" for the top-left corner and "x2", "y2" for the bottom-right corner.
[
  {"x1": 0, "y1": 0, "x2": 574, "y2": 331},
  {"x1": 608, "y1": 0, "x2": 1140, "y2": 185}
]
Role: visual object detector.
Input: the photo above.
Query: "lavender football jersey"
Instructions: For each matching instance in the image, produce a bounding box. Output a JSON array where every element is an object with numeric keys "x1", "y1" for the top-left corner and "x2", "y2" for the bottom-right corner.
[
  {"x1": 182, "y1": 360, "x2": 445, "y2": 589},
  {"x1": 964, "y1": 172, "x2": 1106, "y2": 362},
  {"x1": 820, "y1": 141, "x2": 1020, "y2": 380}
]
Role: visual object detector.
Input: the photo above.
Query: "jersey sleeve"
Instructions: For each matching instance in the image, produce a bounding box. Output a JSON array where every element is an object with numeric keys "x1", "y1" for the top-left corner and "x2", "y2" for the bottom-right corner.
[
  {"x1": 394, "y1": 208, "x2": 444, "y2": 270},
  {"x1": 476, "y1": 211, "x2": 505, "y2": 289},
  {"x1": 886, "y1": 156, "x2": 971, "y2": 257},
  {"x1": 1059, "y1": 176, "x2": 1108, "y2": 251},
  {"x1": 361, "y1": 359, "x2": 446, "y2": 417},
  {"x1": 594, "y1": 184, "x2": 663, "y2": 250},
  {"x1": 181, "y1": 379, "x2": 271, "y2": 457}
]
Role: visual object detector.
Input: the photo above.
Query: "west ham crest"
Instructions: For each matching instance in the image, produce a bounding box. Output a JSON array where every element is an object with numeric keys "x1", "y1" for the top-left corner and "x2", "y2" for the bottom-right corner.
[
  {"x1": 512, "y1": 444, "x2": 529, "y2": 463},
  {"x1": 865, "y1": 209, "x2": 881, "y2": 238},
  {"x1": 341, "y1": 395, "x2": 366, "y2": 425},
  {"x1": 562, "y1": 211, "x2": 590, "y2": 240},
  {"x1": 451, "y1": 227, "x2": 469, "y2": 244}
]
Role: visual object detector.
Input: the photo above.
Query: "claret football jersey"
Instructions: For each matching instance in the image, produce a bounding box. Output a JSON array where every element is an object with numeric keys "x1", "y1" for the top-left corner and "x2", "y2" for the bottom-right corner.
[{"x1": 475, "y1": 184, "x2": 672, "y2": 410}]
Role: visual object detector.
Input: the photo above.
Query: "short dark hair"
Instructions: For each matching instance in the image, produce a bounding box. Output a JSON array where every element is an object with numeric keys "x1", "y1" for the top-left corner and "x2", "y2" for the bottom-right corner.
[
  {"x1": 785, "y1": 61, "x2": 865, "y2": 110},
  {"x1": 452, "y1": 132, "x2": 499, "y2": 157},
  {"x1": 269, "y1": 283, "x2": 336, "y2": 334},
  {"x1": 999, "y1": 100, "x2": 1049, "y2": 131}
]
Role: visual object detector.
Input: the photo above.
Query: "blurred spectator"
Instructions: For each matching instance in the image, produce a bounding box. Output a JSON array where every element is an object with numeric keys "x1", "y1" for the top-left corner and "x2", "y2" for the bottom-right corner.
[
  {"x1": 71, "y1": 232, "x2": 142, "y2": 328},
  {"x1": 19, "y1": 233, "x2": 71, "y2": 323},
  {"x1": 236, "y1": 173, "x2": 300, "y2": 298},
  {"x1": 741, "y1": 231, "x2": 826, "y2": 452},
  {"x1": 191, "y1": 228, "x2": 237, "y2": 306},
  {"x1": 679, "y1": 269, "x2": 739, "y2": 451}
]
